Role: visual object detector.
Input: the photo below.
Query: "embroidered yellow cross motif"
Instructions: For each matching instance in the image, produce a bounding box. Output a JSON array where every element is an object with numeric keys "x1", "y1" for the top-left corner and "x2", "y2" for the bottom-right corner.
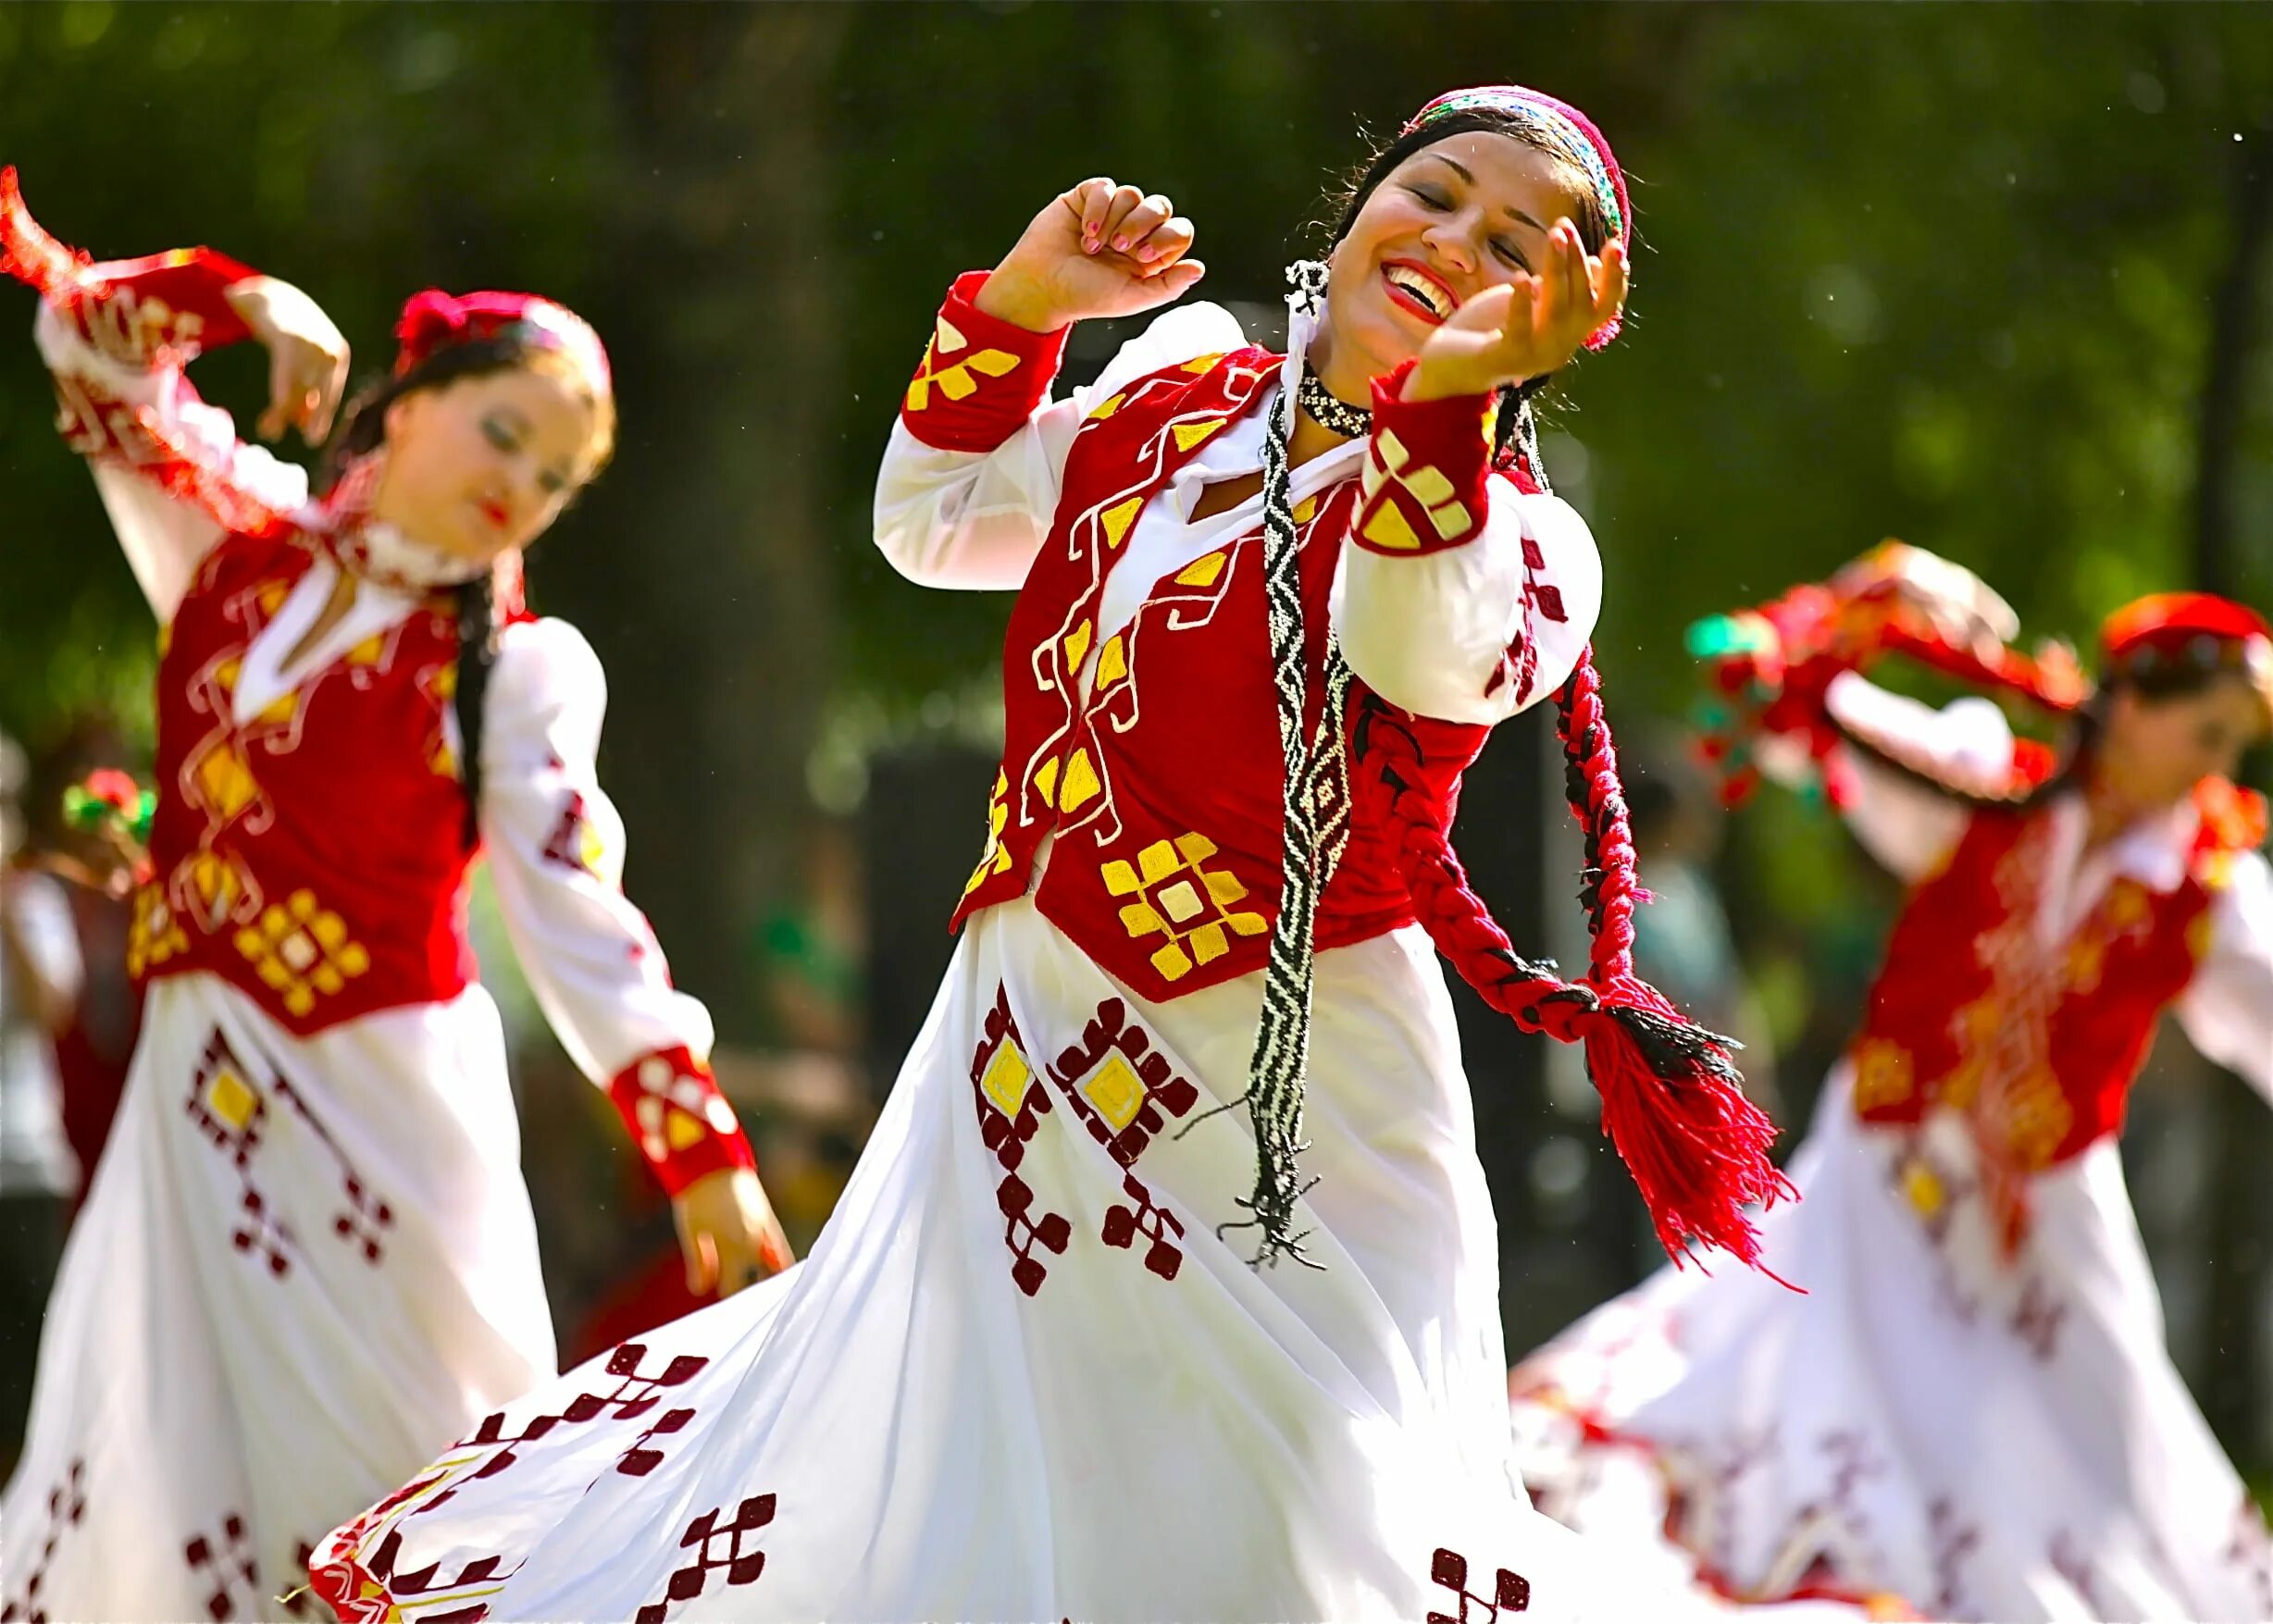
[
  {"x1": 232, "y1": 889, "x2": 372, "y2": 1019},
  {"x1": 905, "y1": 315, "x2": 1022, "y2": 411},
  {"x1": 1101, "y1": 832, "x2": 1269, "y2": 983},
  {"x1": 1359, "y1": 428, "x2": 1473, "y2": 551}
]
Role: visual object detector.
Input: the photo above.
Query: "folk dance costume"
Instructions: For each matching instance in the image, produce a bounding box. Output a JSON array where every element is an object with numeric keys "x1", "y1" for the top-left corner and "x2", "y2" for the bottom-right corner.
[
  {"x1": 1510, "y1": 565, "x2": 2273, "y2": 1620},
  {"x1": 309, "y1": 88, "x2": 1815, "y2": 1624},
  {"x1": 0, "y1": 177, "x2": 757, "y2": 1622}
]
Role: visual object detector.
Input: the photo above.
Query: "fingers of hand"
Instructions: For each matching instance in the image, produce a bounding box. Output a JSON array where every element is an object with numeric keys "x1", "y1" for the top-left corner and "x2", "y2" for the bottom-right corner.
[
  {"x1": 1112, "y1": 194, "x2": 1174, "y2": 256},
  {"x1": 1151, "y1": 258, "x2": 1207, "y2": 300},
  {"x1": 1095, "y1": 184, "x2": 1147, "y2": 254},
  {"x1": 1130, "y1": 217, "x2": 1194, "y2": 278}
]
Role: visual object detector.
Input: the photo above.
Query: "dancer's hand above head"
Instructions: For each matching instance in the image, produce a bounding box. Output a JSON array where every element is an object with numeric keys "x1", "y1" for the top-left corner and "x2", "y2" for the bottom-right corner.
[
  {"x1": 974, "y1": 177, "x2": 1205, "y2": 334},
  {"x1": 222, "y1": 276, "x2": 351, "y2": 446},
  {"x1": 1402, "y1": 219, "x2": 1626, "y2": 402},
  {"x1": 1834, "y1": 540, "x2": 2021, "y2": 665},
  {"x1": 673, "y1": 1167, "x2": 796, "y2": 1296}
]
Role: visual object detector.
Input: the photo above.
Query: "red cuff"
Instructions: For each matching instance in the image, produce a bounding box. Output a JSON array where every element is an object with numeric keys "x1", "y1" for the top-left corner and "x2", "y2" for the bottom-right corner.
[
  {"x1": 2, "y1": 174, "x2": 257, "y2": 360},
  {"x1": 607, "y1": 1046, "x2": 758, "y2": 1196},
  {"x1": 1351, "y1": 360, "x2": 1494, "y2": 556},
  {"x1": 899, "y1": 270, "x2": 1069, "y2": 452}
]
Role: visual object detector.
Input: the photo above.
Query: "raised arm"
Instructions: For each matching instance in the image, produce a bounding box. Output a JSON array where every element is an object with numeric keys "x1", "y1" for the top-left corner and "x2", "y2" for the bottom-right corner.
[
  {"x1": 2, "y1": 170, "x2": 346, "y2": 622},
  {"x1": 874, "y1": 177, "x2": 1209, "y2": 589},
  {"x1": 478, "y1": 615, "x2": 790, "y2": 1292},
  {"x1": 1689, "y1": 544, "x2": 2075, "y2": 882}
]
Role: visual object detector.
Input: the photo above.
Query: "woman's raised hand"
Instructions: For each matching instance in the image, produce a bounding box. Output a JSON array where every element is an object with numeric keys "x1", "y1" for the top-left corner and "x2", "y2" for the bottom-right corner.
[
  {"x1": 974, "y1": 178, "x2": 1204, "y2": 334},
  {"x1": 222, "y1": 276, "x2": 351, "y2": 446},
  {"x1": 1404, "y1": 221, "x2": 1626, "y2": 402}
]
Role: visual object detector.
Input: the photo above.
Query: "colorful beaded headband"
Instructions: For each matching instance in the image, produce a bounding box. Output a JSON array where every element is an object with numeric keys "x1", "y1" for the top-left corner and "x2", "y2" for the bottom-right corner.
[{"x1": 1405, "y1": 85, "x2": 1629, "y2": 249}]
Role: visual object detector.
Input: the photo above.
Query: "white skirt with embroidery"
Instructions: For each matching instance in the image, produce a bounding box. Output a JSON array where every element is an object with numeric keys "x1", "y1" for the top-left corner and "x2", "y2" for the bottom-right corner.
[
  {"x1": 1509, "y1": 1067, "x2": 2273, "y2": 1621},
  {"x1": 310, "y1": 899, "x2": 1848, "y2": 1623},
  {"x1": 0, "y1": 972, "x2": 555, "y2": 1624}
]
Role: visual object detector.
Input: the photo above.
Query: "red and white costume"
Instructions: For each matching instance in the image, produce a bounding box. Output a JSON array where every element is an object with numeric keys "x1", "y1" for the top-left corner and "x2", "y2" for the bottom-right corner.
[
  {"x1": 0, "y1": 199, "x2": 753, "y2": 1622},
  {"x1": 299, "y1": 271, "x2": 1859, "y2": 1623},
  {"x1": 1511, "y1": 665, "x2": 2273, "y2": 1619}
]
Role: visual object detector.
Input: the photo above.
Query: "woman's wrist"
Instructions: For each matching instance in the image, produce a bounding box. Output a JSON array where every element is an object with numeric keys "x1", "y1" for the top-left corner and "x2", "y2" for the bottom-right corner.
[{"x1": 970, "y1": 265, "x2": 1070, "y2": 336}]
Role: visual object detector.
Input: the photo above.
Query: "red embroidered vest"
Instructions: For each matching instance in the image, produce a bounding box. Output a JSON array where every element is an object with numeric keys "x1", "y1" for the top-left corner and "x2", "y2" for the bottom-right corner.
[
  {"x1": 1846, "y1": 788, "x2": 2254, "y2": 1169},
  {"x1": 130, "y1": 529, "x2": 478, "y2": 1035},
  {"x1": 945, "y1": 348, "x2": 1485, "y2": 1001}
]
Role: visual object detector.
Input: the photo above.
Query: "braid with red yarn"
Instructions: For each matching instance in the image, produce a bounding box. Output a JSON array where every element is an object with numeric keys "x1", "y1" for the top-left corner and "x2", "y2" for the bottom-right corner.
[{"x1": 1351, "y1": 394, "x2": 1794, "y2": 1270}]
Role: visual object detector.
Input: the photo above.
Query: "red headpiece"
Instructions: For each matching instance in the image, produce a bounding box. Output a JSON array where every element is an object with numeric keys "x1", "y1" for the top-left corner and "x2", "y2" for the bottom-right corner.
[
  {"x1": 2100, "y1": 591, "x2": 2273, "y2": 725},
  {"x1": 393, "y1": 288, "x2": 611, "y2": 395}
]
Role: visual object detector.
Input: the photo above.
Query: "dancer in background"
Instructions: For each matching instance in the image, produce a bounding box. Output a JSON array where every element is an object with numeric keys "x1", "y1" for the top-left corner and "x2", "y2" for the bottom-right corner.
[
  {"x1": 0, "y1": 173, "x2": 788, "y2": 1621},
  {"x1": 314, "y1": 84, "x2": 1827, "y2": 1623},
  {"x1": 1512, "y1": 543, "x2": 2273, "y2": 1620}
]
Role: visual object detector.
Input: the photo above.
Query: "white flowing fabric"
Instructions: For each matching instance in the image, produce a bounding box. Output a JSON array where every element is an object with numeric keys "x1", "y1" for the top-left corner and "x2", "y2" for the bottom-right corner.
[
  {"x1": 1510, "y1": 681, "x2": 2273, "y2": 1622},
  {"x1": 316, "y1": 900, "x2": 1861, "y2": 1623},
  {"x1": 1, "y1": 976, "x2": 554, "y2": 1623},
  {"x1": 312, "y1": 303, "x2": 1867, "y2": 1624}
]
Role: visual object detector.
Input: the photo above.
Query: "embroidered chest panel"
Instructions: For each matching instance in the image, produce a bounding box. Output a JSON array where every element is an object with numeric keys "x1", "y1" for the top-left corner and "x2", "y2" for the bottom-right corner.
[
  {"x1": 1850, "y1": 806, "x2": 2217, "y2": 1168},
  {"x1": 135, "y1": 530, "x2": 478, "y2": 1032}
]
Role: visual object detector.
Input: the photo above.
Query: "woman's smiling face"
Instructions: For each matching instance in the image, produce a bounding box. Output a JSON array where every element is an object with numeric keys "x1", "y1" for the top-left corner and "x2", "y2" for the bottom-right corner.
[{"x1": 1322, "y1": 130, "x2": 1596, "y2": 390}]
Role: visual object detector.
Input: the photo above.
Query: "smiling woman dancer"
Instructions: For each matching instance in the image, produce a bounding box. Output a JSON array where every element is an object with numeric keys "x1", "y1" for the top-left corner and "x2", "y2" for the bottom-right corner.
[
  {"x1": 0, "y1": 174, "x2": 787, "y2": 1622},
  {"x1": 313, "y1": 86, "x2": 1798, "y2": 1622}
]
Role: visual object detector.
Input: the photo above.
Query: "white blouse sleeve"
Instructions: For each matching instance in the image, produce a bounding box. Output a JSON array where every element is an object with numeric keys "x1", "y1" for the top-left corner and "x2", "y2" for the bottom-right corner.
[
  {"x1": 33, "y1": 299, "x2": 310, "y2": 623},
  {"x1": 2177, "y1": 850, "x2": 2273, "y2": 1104},
  {"x1": 1807, "y1": 672, "x2": 2013, "y2": 884},
  {"x1": 1336, "y1": 479, "x2": 1601, "y2": 725},
  {"x1": 872, "y1": 300, "x2": 1249, "y2": 590},
  {"x1": 477, "y1": 616, "x2": 716, "y2": 1087}
]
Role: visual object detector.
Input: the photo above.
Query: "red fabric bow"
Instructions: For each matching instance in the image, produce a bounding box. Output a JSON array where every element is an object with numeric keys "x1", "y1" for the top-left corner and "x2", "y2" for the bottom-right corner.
[{"x1": 392, "y1": 286, "x2": 611, "y2": 392}]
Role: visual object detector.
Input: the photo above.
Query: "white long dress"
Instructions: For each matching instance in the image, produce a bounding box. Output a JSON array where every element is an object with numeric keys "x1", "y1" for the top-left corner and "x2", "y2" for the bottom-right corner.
[
  {"x1": 1510, "y1": 676, "x2": 2273, "y2": 1621},
  {"x1": 0, "y1": 295, "x2": 727, "y2": 1624},
  {"x1": 312, "y1": 304, "x2": 1872, "y2": 1623}
]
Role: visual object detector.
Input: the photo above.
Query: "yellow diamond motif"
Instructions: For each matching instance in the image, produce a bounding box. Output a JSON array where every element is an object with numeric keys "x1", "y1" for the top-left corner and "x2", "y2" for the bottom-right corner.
[
  {"x1": 981, "y1": 1040, "x2": 1032, "y2": 1118},
  {"x1": 1088, "y1": 392, "x2": 1125, "y2": 422},
  {"x1": 666, "y1": 1110, "x2": 706, "y2": 1152},
  {"x1": 1034, "y1": 757, "x2": 1062, "y2": 807},
  {"x1": 1062, "y1": 620, "x2": 1093, "y2": 672},
  {"x1": 1095, "y1": 634, "x2": 1128, "y2": 691},
  {"x1": 1059, "y1": 749, "x2": 1100, "y2": 812},
  {"x1": 1157, "y1": 879, "x2": 1204, "y2": 924},
  {"x1": 1172, "y1": 418, "x2": 1225, "y2": 452},
  {"x1": 1174, "y1": 551, "x2": 1226, "y2": 589},
  {"x1": 1084, "y1": 1055, "x2": 1148, "y2": 1132},
  {"x1": 195, "y1": 744, "x2": 259, "y2": 821},
  {"x1": 1099, "y1": 497, "x2": 1144, "y2": 551},
  {"x1": 207, "y1": 1069, "x2": 258, "y2": 1132},
  {"x1": 1361, "y1": 502, "x2": 1422, "y2": 552}
]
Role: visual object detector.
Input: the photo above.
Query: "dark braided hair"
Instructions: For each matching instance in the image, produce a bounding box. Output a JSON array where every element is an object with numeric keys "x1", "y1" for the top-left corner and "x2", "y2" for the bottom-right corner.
[
  {"x1": 1297, "y1": 109, "x2": 1785, "y2": 1267},
  {"x1": 321, "y1": 337, "x2": 610, "y2": 845}
]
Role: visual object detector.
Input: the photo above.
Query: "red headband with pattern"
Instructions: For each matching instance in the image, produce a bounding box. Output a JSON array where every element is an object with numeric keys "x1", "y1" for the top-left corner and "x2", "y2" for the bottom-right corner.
[{"x1": 1404, "y1": 83, "x2": 1632, "y2": 349}]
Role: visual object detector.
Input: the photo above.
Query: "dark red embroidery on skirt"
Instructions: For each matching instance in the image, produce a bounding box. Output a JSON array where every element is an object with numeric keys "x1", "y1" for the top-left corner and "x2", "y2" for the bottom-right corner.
[
  {"x1": 2048, "y1": 1530, "x2": 2107, "y2": 1618},
  {"x1": 1927, "y1": 1495, "x2": 1981, "y2": 1618},
  {"x1": 279, "y1": 1541, "x2": 330, "y2": 1620},
  {"x1": 427, "y1": 1342, "x2": 711, "y2": 1502},
  {"x1": 272, "y1": 1075, "x2": 394, "y2": 1265},
  {"x1": 1044, "y1": 997, "x2": 1199, "y2": 1168},
  {"x1": 364, "y1": 1527, "x2": 515, "y2": 1622},
  {"x1": 1428, "y1": 1546, "x2": 1530, "y2": 1620},
  {"x1": 633, "y1": 1494, "x2": 776, "y2": 1624},
  {"x1": 187, "y1": 1030, "x2": 295, "y2": 1275},
  {"x1": 1101, "y1": 1172, "x2": 1185, "y2": 1280},
  {"x1": 2009, "y1": 1275, "x2": 2067, "y2": 1363},
  {"x1": 970, "y1": 986, "x2": 1072, "y2": 1295},
  {"x1": 0, "y1": 1457, "x2": 86, "y2": 1621},
  {"x1": 2229, "y1": 1496, "x2": 2273, "y2": 1617},
  {"x1": 184, "y1": 1513, "x2": 257, "y2": 1623}
]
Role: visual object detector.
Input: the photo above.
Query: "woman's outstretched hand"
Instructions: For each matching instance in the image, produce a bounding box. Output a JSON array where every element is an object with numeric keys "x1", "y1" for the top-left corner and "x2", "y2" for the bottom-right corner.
[
  {"x1": 672, "y1": 1166, "x2": 796, "y2": 1297},
  {"x1": 222, "y1": 276, "x2": 351, "y2": 446},
  {"x1": 974, "y1": 178, "x2": 1205, "y2": 334},
  {"x1": 1403, "y1": 220, "x2": 1626, "y2": 402}
]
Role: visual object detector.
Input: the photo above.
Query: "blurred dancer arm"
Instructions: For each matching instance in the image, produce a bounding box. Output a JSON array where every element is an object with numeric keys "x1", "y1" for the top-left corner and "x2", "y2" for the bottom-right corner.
[
  {"x1": 2176, "y1": 849, "x2": 2273, "y2": 1104},
  {"x1": 5, "y1": 178, "x2": 340, "y2": 621},
  {"x1": 478, "y1": 614, "x2": 791, "y2": 1293}
]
